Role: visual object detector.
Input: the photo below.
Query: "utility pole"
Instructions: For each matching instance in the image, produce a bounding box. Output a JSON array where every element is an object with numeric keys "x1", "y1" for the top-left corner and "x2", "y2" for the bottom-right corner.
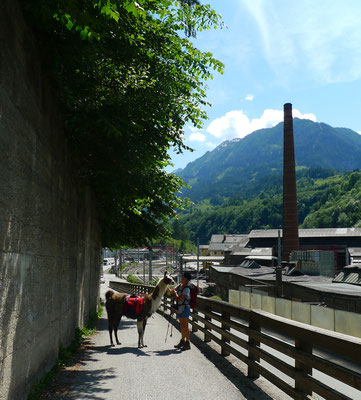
[
  {"x1": 114, "y1": 250, "x2": 118, "y2": 276},
  {"x1": 165, "y1": 243, "x2": 168, "y2": 271},
  {"x1": 143, "y1": 255, "x2": 145, "y2": 283},
  {"x1": 149, "y1": 242, "x2": 152, "y2": 283},
  {"x1": 197, "y1": 237, "x2": 200, "y2": 287},
  {"x1": 119, "y1": 248, "x2": 123, "y2": 278}
]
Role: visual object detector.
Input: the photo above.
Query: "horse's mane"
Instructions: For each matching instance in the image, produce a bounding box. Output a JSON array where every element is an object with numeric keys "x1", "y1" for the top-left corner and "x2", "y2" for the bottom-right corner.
[{"x1": 151, "y1": 285, "x2": 160, "y2": 299}]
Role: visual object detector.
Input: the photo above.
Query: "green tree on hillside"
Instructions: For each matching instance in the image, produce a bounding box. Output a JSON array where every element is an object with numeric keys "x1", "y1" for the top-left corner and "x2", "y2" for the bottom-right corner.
[{"x1": 176, "y1": 169, "x2": 361, "y2": 243}]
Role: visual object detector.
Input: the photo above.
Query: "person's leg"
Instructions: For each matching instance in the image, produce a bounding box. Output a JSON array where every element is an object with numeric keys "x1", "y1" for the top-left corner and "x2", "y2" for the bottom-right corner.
[
  {"x1": 174, "y1": 317, "x2": 187, "y2": 348},
  {"x1": 179, "y1": 318, "x2": 188, "y2": 340},
  {"x1": 180, "y1": 317, "x2": 191, "y2": 350}
]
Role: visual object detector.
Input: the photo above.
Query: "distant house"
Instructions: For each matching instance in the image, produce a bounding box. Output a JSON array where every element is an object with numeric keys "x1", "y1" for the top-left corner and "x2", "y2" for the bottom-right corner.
[
  {"x1": 208, "y1": 234, "x2": 247, "y2": 257},
  {"x1": 199, "y1": 244, "x2": 210, "y2": 256}
]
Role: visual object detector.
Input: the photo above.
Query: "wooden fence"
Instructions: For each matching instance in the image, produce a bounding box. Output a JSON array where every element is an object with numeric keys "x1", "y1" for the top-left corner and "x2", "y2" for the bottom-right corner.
[{"x1": 109, "y1": 281, "x2": 361, "y2": 400}]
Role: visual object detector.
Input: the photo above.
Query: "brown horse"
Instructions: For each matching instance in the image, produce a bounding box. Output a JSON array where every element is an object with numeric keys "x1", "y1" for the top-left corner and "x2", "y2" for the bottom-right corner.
[{"x1": 105, "y1": 272, "x2": 174, "y2": 348}]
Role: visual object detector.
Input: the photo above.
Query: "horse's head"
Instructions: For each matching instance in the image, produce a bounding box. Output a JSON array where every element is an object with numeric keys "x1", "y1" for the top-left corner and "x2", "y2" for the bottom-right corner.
[{"x1": 163, "y1": 271, "x2": 174, "y2": 286}]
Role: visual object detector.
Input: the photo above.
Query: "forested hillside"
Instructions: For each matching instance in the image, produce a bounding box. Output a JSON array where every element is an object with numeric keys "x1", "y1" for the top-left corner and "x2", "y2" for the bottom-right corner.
[
  {"x1": 177, "y1": 118, "x2": 361, "y2": 202},
  {"x1": 176, "y1": 169, "x2": 361, "y2": 243}
]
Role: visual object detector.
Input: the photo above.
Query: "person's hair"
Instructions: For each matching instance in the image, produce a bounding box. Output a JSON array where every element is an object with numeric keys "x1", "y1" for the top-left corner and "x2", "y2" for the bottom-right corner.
[{"x1": 183, "y1": 272, "x2": 192, "y2": 281}]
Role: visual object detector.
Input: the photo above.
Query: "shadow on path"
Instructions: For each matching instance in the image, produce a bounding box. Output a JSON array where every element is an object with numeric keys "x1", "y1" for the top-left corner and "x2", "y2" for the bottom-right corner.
[
  {"x1": 167, "y1": 317, "x2": 275, "y2": 400},
  {"x1": 39, "y1": 367, "x2": 116, "y2": 400}
]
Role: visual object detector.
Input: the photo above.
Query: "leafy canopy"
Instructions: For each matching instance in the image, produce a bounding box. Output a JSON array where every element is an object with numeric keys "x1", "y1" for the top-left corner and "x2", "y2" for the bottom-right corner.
[{"x1": 21, "y1": 0, "x2": 224, "y2": 247}]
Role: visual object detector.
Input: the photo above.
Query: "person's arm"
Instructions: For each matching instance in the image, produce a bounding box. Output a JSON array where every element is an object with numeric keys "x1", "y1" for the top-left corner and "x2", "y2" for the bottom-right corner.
[
  {"x1": 176, "y1": 287, "x2": 189, "y2": 303},
  {"x1": 167, "y1": 287, "x2": 175, "y2": 295}
]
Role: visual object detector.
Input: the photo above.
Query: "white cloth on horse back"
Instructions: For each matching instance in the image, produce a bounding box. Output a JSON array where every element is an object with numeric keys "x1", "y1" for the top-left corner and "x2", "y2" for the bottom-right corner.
[{"x1": 176, "y1": 284, "x2": 190, "y2": 305}]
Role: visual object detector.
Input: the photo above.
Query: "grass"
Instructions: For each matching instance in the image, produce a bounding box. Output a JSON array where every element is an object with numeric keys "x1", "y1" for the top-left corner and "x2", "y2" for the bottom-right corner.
[
  {"x1": 126, "y1": 273, "x2": 143, "y2": 284},
  {"x1": 28, "y1": 304, "x2": 103, "y2": 400}
]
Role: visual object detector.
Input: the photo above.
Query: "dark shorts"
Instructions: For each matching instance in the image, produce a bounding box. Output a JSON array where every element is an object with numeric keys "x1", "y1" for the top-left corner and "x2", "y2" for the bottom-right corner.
[{"x1": 177, "y1": 305, "x2": 191, "y2": 319}]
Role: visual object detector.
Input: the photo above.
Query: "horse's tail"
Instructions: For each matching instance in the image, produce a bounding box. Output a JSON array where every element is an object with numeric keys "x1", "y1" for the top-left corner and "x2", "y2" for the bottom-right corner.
[{"x1": 105, "y1": 290, "x2": 114, "y2": 301}]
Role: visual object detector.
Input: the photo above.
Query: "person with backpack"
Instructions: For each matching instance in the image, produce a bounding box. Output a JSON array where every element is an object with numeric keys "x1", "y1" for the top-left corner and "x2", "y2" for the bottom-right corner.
[{"x1": 167, "y1": 271, "x2": 194, "y2": 351}]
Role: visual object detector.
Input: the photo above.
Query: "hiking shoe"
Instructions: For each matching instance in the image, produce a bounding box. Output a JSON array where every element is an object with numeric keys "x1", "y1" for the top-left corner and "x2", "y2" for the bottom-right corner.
[
  {"x1": 181, "y1": 341, "x2": 191, "y2": 351},
  {"x1": 174, "y1": 339, "x2": 185, "y2": 349}
]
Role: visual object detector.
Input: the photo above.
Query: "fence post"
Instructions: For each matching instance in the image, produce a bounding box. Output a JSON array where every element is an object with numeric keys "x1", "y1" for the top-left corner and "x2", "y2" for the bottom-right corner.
[
  {"x1": 192, "y1": 309, "x2": 198, "y2": 332},
  {"x1": 247, "y1": 313, "x2": 260, "y2": 379},
  {"x1": 204, "y1": 305, "x2": 211, "y2": 343},
  {"x1": 221, "y1": 311, "x2": 230, "y2": 356},
  {"x1": 295, "y1": 339, "x2": 312, "y2": 395}
]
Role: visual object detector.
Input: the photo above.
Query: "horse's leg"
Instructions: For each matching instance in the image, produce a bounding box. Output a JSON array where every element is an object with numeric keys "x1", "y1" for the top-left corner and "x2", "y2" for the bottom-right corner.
[
  {"x1": 137, "y1": 318, "x2": 146, "y2": 348},
  {"x1": 108, "y1": 315, "x2": 114, "y2": 346},
  {"x1": 142, "y1": 318, "x2": 148, "y2": 347},
  {"x1": 113, "y1": 315, "x2": 122, "y2": 345}
]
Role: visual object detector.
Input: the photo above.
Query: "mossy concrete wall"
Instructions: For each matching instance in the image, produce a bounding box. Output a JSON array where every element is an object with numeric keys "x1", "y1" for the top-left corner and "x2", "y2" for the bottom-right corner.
[{"x1": 0, "y1": 1, "x2": 101, "y2": 398}]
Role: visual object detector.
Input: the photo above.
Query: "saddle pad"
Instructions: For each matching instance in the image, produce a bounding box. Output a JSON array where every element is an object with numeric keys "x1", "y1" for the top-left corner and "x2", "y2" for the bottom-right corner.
[{"x1": 124, "y1": 295, "x2": 144, "y2": 316}]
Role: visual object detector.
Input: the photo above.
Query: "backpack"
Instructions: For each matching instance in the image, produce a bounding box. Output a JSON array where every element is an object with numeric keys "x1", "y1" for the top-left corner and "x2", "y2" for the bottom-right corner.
[{"x1": 187, "y1": 283, "x2": 199, "y2": 309}]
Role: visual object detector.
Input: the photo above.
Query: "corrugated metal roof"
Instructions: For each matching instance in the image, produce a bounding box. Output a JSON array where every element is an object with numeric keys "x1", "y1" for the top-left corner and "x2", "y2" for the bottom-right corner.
[
  {"x1": 333, "y1": 268, "x2": 361, "y2": 286},
  {"x1": 348, "y1": 248, "x2": 361, "y2": 256},
  {"x1": 208, "y1": 243, "x2": 228, "y2": 251},
  {"x1": 209, "y1": 234, "x2": 247, "y2": 251},
  {"x1": 182, "y1": 255, "x2": 224, "y2": 262},
  {"x1": 250, "y1": 247, "x2": 273, "y2": 256},
  {"x1": 249, "y1": 228, "x2": 361, "y2": 238},
  {"x1": 212, "y1": 266, "x2": 234, "y2": 273},
  {"x1": 246, "y1": 255, "x2": 275, "y2": 261},
  {"x1": 209, "y1": 234, "x2": 247, "y2": 243}
]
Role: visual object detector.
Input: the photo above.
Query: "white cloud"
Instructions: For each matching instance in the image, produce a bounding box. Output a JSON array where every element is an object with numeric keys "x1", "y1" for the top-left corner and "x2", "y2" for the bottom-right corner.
[
  {"x1": 188, "y1": 132, "x2": 206, "y2": 142},
  {"x1": 358, "y1": 131, "x2": 361, "y2": 135},
  {"x1": 241, "y1": 0, "x2": 361, "y2": 84},
  {"x1": 245, "y1": 94, "x2": 254, "y2": 101},
  {"x1": 205, "y1": 142, "x2": 217, "y2": 149},
  {"x1": 206, "y1": 108, "x2": 316, "y2": 140},
  {"x1": 187, "y1": 125, "x2": 199, "y2": 133}
]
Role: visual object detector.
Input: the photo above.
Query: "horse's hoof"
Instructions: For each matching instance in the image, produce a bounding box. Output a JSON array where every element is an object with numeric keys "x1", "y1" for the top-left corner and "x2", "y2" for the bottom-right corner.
[{"x1": 111, "y1": 344, "x2": 115, "y2": 347}]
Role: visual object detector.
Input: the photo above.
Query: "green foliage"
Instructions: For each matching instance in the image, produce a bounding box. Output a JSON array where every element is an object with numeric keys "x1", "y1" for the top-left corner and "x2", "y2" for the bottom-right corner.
[
  {"x1": 301, "y1": 170, "x2": 361, "y2": 228},
  {"x1": 20, "y1": 0, "x2": 224, "y2": 247},
  {"x1": 126, "y1": 273, "x2": 143, "y2": 284},
  {"x1": 175, "y1": 169, "x2": 361, "y2": 243},
  {"x1": 149, "y1": 277, "x2": 159, "y2": 286}
]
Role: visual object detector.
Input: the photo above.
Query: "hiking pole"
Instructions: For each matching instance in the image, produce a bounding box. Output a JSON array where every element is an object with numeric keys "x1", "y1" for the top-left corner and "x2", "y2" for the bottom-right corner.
[
  {"x1": 170, "y1": 313, "x2": 174, "y2": 337},
  {"x1": 165, "y1": 313, "x2": 171, "y2": 343},
  {"x1": 165, "y1": 302, "x2": 175, "y2": 342}
]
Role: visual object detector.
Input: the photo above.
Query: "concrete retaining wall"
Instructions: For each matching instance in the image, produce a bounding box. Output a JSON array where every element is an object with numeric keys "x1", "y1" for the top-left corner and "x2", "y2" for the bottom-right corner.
[
  {"x1": 0, "y1": 2, "x2": 101, "y2": 399},
  {"x1": 230, "y1": 289, "x2": 361, "y2": 339}
]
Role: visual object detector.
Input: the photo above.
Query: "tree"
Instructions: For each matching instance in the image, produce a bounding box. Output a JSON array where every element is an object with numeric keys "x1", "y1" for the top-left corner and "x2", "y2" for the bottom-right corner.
[{"x1": 21, "y1": 0, "x2": 224, "y2": 247}]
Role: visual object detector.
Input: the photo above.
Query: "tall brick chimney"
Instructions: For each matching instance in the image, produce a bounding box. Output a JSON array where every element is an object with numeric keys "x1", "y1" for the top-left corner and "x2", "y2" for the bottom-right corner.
[{"x1": 282, "y1": 103, "x2": 299, "y2": 261}]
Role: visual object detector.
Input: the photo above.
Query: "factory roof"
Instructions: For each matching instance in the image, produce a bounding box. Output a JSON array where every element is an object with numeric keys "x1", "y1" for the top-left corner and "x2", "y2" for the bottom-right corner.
[
  {"x1": 212, "y1": 265, "x2": 361, "y2": 296},
  {"x1": 248, "y1": 228, "x2": 361, "y2": 238}
]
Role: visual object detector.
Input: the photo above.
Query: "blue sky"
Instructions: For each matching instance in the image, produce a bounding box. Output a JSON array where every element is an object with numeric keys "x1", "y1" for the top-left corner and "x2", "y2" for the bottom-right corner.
[{"x1": 167, "y1": 0, "x2": 361, "y2": 172}]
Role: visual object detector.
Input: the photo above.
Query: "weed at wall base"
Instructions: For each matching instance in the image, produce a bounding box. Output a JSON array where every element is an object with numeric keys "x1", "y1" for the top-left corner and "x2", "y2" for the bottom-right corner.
[{"x1": 28, "y1": 305, "x2": 103, "y2": 400}]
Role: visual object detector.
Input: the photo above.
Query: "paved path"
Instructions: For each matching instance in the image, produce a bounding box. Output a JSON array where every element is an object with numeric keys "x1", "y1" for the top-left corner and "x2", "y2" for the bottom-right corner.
[{"x1": 39, "y1": 278, "x2": 284, "y2": 400}]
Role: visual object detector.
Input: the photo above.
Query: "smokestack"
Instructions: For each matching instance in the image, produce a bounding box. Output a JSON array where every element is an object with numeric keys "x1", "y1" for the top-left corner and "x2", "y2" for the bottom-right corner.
[{"x1": 282, "y1": 103, "x2": 299, "y2": 261}]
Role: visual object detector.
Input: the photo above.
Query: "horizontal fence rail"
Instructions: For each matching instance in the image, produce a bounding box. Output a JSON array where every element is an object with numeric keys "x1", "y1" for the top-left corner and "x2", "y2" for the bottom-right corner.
[{"x1": 109, "y1": 281, "x2": 361, "y2": 400}]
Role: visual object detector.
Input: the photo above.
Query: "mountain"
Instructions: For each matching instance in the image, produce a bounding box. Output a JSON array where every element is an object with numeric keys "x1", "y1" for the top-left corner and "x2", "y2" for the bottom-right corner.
[{"x1": 177, "y1": 118, "x2": 361, "y2": 202}]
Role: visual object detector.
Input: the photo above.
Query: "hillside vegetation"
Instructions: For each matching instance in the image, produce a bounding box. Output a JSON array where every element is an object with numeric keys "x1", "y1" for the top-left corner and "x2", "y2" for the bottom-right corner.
[
  {"x1": 177, "y1": 168, "x2": 361, "y2": 243},
  {"x1": 173, "y1": 118, "x2": 361, "y2": 243},
  {"x1": 177, "y1": 119, "x2": 361, "y2": 203}
]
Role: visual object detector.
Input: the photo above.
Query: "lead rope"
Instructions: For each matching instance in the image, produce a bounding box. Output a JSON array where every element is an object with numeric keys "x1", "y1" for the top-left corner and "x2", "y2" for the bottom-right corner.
[{"x1": 165, "y1": 297, "x2": 175, "y2": 343}]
